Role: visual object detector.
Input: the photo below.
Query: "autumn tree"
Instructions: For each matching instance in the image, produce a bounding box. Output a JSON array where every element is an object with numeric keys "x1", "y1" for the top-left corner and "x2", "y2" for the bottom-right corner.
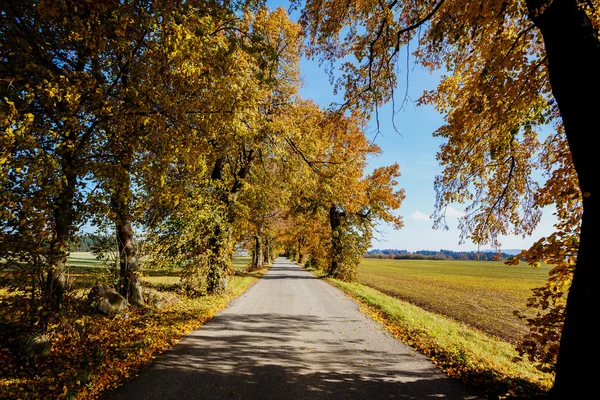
[
  {"x1": 90, "y1": 0, "x2": 261, "y2": 303},
  {"x1": 198, "y1": 6, "x2": 305, "y2": 293},
  {"x1": 0, "y1": 0, "x2": 128, "y2": 321},
  {"x1": 143, "y1": 5, "x2": 305, "y2": 294},
  {"x1": 281, "y1": 102, "x2": 404, "y2": 281},
  {"x1": 296, "y1": 0, "x2": 598, "y2": 397},
  {"x1": 89, "y1": 0, "x2": 168, "y2": 306}
]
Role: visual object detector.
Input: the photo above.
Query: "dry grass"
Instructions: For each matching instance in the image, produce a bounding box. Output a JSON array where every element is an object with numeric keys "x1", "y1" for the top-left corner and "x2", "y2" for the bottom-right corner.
[{"x1": 356, "y1": 258, "x2": 550, "y2": 344}]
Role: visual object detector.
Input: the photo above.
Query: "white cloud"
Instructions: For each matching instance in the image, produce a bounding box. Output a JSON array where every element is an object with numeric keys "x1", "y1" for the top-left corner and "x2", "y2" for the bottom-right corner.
[
  {"x1": 445, "y1": 206, "x2": 464, "y2": 218},
  {"x1": 411, "y1": 211, "x2": 431, "y2": 221}
]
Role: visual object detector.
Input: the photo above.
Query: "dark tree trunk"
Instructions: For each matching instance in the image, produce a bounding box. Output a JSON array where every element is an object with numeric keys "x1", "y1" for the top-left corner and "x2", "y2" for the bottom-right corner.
[
  {"x1": 112, "y1": 154, "x2": 144, "y2": 306},
  {"x1": 252, "y1": 234, "x2": 264, "y2": 270},
  {"x1": 526, "y1": 1, "x2": 600, "y2": 398},
  {"x1": 206, "y1": 151, "x2": 255, "y2": 293},
  {"x1": 206, "y1": 223, "x2": 226, "y2": 294},
  {"x1": 45, "y1": 150, "x2": 78, "y2": 312},
  {"x1": 328, "y1": 205, "x2": 344, "y2": 277},
  {"x1": 116, "y1": 218, "x2": 143, "y2": 306},
  {"x1": 263, "y1": 237, "x2": 271, "y2": 265}
]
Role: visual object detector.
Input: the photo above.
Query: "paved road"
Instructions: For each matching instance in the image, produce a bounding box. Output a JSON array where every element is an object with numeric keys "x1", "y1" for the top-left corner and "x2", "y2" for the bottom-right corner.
[{"x1": 104, "y1": 257, "x2": 482, "y2": 400}]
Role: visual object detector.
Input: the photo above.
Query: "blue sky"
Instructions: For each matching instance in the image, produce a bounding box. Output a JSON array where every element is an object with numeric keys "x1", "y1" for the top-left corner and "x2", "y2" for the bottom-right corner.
[{"x1": 272, "y1": 1, "x2": 558, "y2": 252}]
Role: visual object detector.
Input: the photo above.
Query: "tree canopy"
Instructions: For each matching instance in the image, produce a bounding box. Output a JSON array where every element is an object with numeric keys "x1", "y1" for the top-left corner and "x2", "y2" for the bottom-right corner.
[
  {"x1": 1, "y1": 0, "x2": 402, "y2": 326},
  {"x1": 295, "y1": 0, "x2": 598, "y2": 398}
]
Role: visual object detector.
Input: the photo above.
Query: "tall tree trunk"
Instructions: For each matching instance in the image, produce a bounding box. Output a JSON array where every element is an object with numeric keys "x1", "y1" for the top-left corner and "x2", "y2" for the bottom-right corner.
[
  {"x1": 252, "y1": 234, "x2": 263, "y2": 270},
  {"x1": 526, "y1": 1, "x2": 600, "y2": 398},
  {"x1": 298, "y1": 237, "x2": 306, "y2": 265},
  {"x1": 45, "y1": 150, "x2": 78, "y2": 312},
  {"x1": 112, "y1": 154, "x2": 144, "y2": 306},
  {"x1": 206, "y1": 151, "x2": 255, "y2": 294},
  {"x1": 263, "y1": 237, "x2": 271, "y2": 265},
  {"x1": 206, "y1": 223, "x2": 230, "y2": 294},
  {"x1": 328, "y1": 205, "x2": 344, "y2": 277}
]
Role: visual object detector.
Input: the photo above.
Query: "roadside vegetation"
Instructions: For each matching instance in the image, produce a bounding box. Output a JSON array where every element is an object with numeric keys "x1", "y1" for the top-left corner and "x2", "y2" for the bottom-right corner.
[
  {"x1": 303, "y1": 258, "x2": 554, "y2": 399},
  {"x1": 2, "y1": 1, "x2": 596, "y2": 398},
  {"x1": 0, "y1": 255, "x2": 264, "y2": 400}
]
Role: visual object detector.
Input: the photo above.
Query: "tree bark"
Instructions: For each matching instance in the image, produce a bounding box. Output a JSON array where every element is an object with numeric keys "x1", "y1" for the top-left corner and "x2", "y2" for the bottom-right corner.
[
  {"x1": 263, "y1": 237, "x2": 271, "y2": 265},
  {"x1": 45, "y1": 149, "x2": 78, "y2": 312},
  {"x1": 206, "y1": 151, "x2": 255, "y2": 293},
  {"x1": 206, "y1": 223, "x2": 229, "y2": 294},
  {"x1": 112, "y1": 152, "x2": 144, "y2": 306},
  {"x1": 526, "y1": 1, "x2": 600, "y2": 398},
  {"x1": 328, "y1": 205, "x2": 344, "y2": 277},
  {"x1": 252, "y1": 234, "x2": 264, "y2": 270}
]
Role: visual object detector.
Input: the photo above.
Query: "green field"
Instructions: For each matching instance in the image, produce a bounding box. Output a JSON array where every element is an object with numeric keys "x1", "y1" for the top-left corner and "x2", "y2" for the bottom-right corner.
[
  {"x1": 357, "y1": 258, "x2": 552, "y2": 344},
  {"x1": 66, "y1": 252, "x2": 251, "y2": 270},
  {"x1": 64, "y1": 252, "x2": 252, "y2": 289}
]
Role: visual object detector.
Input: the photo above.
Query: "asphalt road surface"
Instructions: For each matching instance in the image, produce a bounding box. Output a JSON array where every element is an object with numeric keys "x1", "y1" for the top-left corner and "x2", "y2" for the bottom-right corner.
[{"x1": 104, "y1": 257, "x2": 483, "y2": 400}]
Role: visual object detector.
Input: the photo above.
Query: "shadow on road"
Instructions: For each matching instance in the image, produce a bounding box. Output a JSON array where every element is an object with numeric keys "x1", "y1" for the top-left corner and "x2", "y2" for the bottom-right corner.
[
  {"x1": 104, "y1": 312, "x2": 482, "y2": 400},
  {"x1": 260, "y1": 263, "x2": 319, "y2": 280}
]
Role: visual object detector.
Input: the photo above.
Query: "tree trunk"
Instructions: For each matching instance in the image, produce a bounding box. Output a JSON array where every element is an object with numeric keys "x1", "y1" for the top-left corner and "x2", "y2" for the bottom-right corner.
[
  {"x1": 45, "y1": 151, "x2": 78, "y2": 312},
  {"x1": 205, "y1": 152, "x2": 254, "y2": 294},
  {"x1": 526, "y1": 1, "x2": 600, "y2": 398},
  {"x1": 206, "y1": 223, "x2": 229, "y2": 294},
  {"x1": 263, "y1": 237, "x2": 271, "y2": 265},
  {"x1": 328, "y1": 205, "x2": 344, "y2": 277},
  {"x1": 112, "y1": 156, "x2": 144, "y2": 306},
  {"x1": 252, "y1": 234, "x2": 263, "y2": 270}
]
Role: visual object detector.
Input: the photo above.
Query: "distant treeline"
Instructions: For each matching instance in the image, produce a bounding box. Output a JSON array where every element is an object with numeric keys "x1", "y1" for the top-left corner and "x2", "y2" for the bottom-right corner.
[
  {"x1": 69, "y1": 234, "x2": 111, "y2": 253},
  {"x1": 365, "y1": 248, "x2": 517, "y2": 261}
]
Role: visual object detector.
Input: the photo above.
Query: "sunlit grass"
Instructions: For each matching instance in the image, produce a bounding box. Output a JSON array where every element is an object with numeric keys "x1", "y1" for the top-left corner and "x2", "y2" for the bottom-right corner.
[
  {"x1": 356, "y1": 258, "x2": 551, "y2": 343},
  {"x1": 66, "y1": 252, "x2": 104, "y2": 268}
]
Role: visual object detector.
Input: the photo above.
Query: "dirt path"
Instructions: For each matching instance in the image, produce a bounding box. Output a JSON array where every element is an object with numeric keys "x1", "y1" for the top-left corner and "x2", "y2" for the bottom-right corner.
[{"x1": 103, "y1": 257, "x2": 482, "y2": 399}]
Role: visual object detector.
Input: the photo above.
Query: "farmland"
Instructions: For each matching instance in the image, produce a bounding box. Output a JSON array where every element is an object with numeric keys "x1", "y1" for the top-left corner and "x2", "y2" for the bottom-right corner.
[{"x1": 356, "y1": 258, "x2": 551, "y2": 344}]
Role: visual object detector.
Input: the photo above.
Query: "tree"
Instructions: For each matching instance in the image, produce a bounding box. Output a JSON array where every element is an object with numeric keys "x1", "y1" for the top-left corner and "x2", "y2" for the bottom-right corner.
[
  {"x1": 143, "y1": 5, "x2": 305, "y2": 294},
  {"x1": 0, "y1": 0, "x2": 125, "y2": 320},
  {"x1": 295, "y1": 0, "x2": 598, "y2": 397},
  {"x1": 282, "y1": 103, "x2": 404, "y2": 281}
]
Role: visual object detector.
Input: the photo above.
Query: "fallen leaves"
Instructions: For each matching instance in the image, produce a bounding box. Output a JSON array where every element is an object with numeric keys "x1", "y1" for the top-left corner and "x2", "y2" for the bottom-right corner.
[{"x1": 0, "y1": 270, "x2": 265, "y2": 400}]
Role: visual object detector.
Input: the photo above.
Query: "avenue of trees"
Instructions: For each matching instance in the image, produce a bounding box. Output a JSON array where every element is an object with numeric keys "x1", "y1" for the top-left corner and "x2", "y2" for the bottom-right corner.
[
  {"x1": 1, "y1": 0, "x2": 595, "y2": 398},
  {"x1": 0, "y1": 1, "x2": 402, "y2": 331}
]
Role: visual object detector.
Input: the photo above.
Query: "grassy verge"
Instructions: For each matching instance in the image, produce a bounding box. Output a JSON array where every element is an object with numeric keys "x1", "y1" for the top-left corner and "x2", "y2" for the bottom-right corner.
[
  {"x1": 1, "y1": 256, "x2": 266, "y2": 400},
  {"x1": 304, "y1": 264, "x2": 552, "y2": 399}
]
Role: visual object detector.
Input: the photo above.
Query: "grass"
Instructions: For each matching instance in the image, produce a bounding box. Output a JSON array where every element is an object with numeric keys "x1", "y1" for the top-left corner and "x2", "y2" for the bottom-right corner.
[
  {"x1": 0, "y1": 254, "x2": 263, "y2": 400},
  {"x1": 66, "y1": 252, "x2": 104, "y2": 269},
  {"x1": 356, "y1": 259, "x2": 551, "y2": 344},
  {"x1": 303, "y1": 259, "x2": 554, "y2": 399}
]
